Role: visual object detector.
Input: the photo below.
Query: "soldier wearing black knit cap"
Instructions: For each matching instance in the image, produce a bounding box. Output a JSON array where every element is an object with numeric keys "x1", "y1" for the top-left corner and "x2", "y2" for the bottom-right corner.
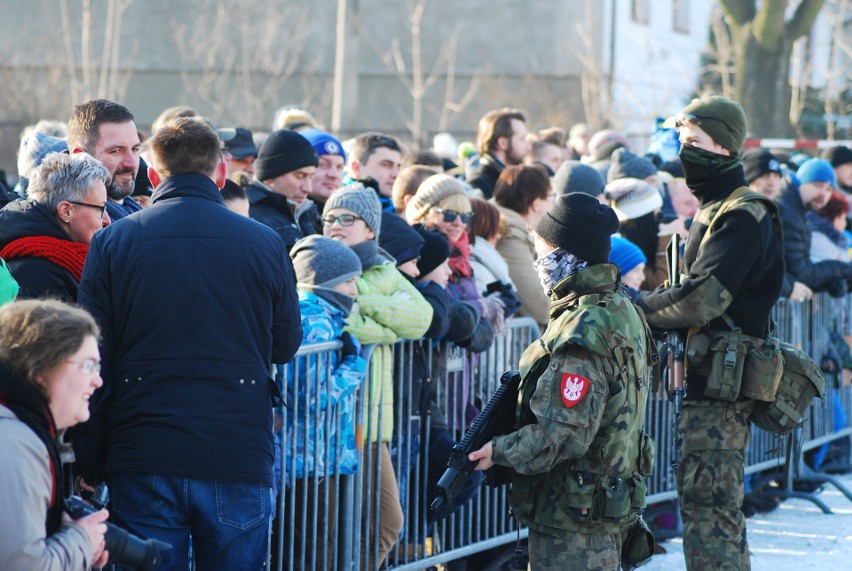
[
  {"x1": 635, "y1": 95, "x2": 785, "y2": 570},
  {"x1": 469, "y1": 192, "x2": 657, "y2": 570}
]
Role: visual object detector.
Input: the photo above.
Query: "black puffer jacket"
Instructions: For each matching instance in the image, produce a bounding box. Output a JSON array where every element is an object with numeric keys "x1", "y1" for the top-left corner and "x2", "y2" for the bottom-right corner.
[
  {"x1": 777, "y1": 177, "x2": 850, "y2": 296},
  {"x1": 246, "y1": 180, "x2": 319, "y2": 251},
  {"x1": 0, "y1": 200, "x2": 79, "y2": 302}
]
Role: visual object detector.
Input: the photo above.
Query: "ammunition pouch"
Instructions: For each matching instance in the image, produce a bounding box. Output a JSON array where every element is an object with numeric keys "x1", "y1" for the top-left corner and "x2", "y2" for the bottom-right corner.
[
  {"x1": 685, "y1": 329, "x2": 783, "y2": 403},
  {"x1": 621, "y1": 515, "x2": 655, "y2": 570},
  {"x1": 752, "y1": 341, "x2": 825, "y2": 434},
  {"x1": 687, "y1": 328, "x2": 825, "y2": 434}
]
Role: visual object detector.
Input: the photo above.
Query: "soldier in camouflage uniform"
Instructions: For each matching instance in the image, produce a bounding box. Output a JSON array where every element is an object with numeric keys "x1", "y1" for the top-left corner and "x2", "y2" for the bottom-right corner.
[
  {"x1": 469, "y1": 193, "x2": 656, "y2": 570},
  {"x1": 635, "y1": 96, "x2": 785, "y2": 569}
]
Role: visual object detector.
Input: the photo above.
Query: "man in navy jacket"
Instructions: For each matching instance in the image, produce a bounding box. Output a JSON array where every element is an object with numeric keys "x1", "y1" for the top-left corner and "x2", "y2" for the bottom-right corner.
[{"x1": 75, "y1": 116, "x2": 301, "y2": 569}]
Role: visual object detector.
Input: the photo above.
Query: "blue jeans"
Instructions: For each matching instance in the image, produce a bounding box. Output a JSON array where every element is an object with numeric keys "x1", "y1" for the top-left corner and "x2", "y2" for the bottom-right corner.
[{"x1": 108, "y1": 471, "x2": 273, "y2": 571}]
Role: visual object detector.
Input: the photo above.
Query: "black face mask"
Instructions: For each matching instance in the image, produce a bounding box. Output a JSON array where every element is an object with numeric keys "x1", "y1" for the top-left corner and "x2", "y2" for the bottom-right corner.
[{"x1": 679, "y1": 144, "x2": 740, "y2": 194}]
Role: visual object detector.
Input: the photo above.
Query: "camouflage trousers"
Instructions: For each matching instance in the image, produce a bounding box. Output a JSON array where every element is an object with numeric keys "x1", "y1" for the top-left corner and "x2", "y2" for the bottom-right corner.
[
  {"x1": 677, "y1": 399, "x2": 754, "y2": 570},
  {"x1": 527, "y1": 528, "x2": 625, "y2": 570}
]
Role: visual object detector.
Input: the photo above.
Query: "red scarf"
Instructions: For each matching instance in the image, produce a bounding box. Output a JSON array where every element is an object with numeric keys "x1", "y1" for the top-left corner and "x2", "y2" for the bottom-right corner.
[
  {"x1": 0, "y1": 236, "x2": 89, "y2": 281},
  {"x1": 448, "y1": 231, "x2": 473, "y2": 278}
]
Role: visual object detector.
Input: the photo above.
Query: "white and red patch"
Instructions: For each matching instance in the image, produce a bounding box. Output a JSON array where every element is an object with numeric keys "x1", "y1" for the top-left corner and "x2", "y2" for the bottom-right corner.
[{"x1": 560, "y1": 373, "x2": 590, "y2": 408}]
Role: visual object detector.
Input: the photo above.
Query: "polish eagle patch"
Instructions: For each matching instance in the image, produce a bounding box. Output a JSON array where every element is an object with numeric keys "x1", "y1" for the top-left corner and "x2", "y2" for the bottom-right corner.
[{"x1": 560, "y1": 373, "x2": 590, "y2": 408}]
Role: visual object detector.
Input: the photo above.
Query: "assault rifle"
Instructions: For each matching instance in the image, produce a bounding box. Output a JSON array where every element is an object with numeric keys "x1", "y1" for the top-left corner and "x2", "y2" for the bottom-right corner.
[
  {"x1": 431, "y1": 370, "x2": 521, "y2": 513},
  {"x1": 667, "y1": 234, "x2": 686, "y2": 473}
]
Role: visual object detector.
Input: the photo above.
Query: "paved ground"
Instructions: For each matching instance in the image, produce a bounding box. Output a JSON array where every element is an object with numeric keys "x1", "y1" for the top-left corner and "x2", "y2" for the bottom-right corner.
[{"x1": 643, "y1": 472, "x2": 852, "y2": 570}]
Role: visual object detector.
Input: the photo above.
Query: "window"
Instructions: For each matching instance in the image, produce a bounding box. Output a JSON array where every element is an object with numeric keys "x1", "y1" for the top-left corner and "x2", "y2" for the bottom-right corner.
[
  {"x1": 673, "y1": 0, "x2": 690, "y2": 33},
  {"x1": 632, "y1": 0, "x2": 650, "y2": 24}
]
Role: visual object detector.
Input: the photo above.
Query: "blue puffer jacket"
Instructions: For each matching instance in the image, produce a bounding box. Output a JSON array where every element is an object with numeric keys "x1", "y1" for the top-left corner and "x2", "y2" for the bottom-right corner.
[
  {"x1": 75, "y1": 173, "x2": 301, "y2": 487},
  {"x1": 778, "y1": 177, "x2": 850, "y2": 296},
  {"x1": 284, "y1": 292, "x2": 366, "y2": 484}
]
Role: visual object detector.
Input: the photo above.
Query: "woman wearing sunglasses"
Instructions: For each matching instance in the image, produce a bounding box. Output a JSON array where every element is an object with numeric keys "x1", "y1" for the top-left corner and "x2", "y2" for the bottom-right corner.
[
  {"x1": 405, "y1": 174, "x2": 516, "y2": 420},
  {"x1": 0, "y1": 153, "x2": 110, "y2": 302}
]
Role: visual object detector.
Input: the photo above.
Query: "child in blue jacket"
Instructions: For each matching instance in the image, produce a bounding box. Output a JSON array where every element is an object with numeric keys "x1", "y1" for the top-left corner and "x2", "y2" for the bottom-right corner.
[{"x1": 281, "y1": 235, "x2": 367, "y2": 568}]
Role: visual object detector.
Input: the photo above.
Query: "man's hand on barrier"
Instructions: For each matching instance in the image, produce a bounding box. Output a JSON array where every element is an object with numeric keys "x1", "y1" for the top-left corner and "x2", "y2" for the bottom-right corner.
[
  {"x1": 469, "y1": 441, "x2": 495, "y2": 471},
  {"x1": 790, "y1": 281, "x2": 812, "y2": 303}
]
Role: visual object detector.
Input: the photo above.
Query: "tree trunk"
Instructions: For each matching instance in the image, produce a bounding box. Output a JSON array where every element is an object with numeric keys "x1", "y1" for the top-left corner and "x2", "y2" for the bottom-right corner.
[
  {"x1": 720, "y1": 0, "x2": 826, "y2": 138},
  {"x1": 738, "y1": 33, "x2": 796, "y2": 137}
]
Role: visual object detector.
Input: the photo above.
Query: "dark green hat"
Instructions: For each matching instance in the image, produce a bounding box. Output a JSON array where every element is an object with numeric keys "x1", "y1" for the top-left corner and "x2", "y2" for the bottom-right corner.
[{"x1": 679, "y1": 96, "x2": 748, "y2": 156}]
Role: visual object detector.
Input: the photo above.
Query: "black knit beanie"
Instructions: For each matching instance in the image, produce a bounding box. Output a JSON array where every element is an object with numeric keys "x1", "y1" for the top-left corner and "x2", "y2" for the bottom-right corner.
[
  {"x1": 415, "y1": 226, "x2": 450, "y2": 276},
  {"x1": 821, "y1": 146, "x2": 852, "y2": 168},
  {"x1": 533, "y1": 192, "x2": 620, "y2": 264},
  {"x1": 255, "y1": 129, "x2": 319, "y2": 182},
  {"x1": 741, "y1": 149, "x2": 782, "y2": 183}
]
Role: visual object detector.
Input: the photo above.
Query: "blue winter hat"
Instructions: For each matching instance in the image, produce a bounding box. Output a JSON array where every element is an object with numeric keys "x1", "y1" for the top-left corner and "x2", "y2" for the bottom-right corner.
[
  {"x1": 17, "y1": 131, "x2": 68, "y2": 192},
  {"x1": 610, "y1": 236, "x2": 646, "y2": 276},
  {"x1": 299, "y1": 129, "x2": 347, "y2": 164},
  {"x1": 796, "y1": 158, "x2": 837, "y2": 188}
]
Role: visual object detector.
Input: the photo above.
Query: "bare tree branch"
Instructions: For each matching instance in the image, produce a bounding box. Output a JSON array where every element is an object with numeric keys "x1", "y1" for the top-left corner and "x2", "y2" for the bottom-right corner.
[
  {"x1": 753, "y1": 0, "x2": 789, "y2": 50},
  {"x1": 786, "y1": 0, "x2": 827, "y2": 40}
]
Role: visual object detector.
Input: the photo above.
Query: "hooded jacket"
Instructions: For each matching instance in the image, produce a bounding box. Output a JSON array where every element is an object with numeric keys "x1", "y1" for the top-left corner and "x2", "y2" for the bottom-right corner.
[
  {"x1": 75, "y1": 173, "x2": 301, "y2": 485},
  {"x1": 0, "y1": 200, "x2": 81, "y2": 302}
]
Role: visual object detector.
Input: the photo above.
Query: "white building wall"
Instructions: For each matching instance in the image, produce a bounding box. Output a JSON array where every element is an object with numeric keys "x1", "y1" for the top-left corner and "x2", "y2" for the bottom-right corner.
[{"x1": 602, "y1": 0, "x2": 714, "y2": 148}]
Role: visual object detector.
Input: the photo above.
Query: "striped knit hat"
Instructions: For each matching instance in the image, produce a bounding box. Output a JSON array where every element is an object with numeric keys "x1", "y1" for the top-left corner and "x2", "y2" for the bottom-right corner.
[{"x1": 604, "y1": 177, "x2": 663, "y2": 221}]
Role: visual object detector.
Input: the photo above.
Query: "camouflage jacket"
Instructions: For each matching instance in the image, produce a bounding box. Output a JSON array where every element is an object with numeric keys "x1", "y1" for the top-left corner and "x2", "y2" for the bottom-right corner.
[{"x1": 492, "y1": 264, "x2": 655, "y2": 535}]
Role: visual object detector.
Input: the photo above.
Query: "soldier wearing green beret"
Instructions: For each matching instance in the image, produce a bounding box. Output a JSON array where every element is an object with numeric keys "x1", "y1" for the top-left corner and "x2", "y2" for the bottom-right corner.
[{"x1": 469, "y1": 192, "x2": 656, "y2": 570}]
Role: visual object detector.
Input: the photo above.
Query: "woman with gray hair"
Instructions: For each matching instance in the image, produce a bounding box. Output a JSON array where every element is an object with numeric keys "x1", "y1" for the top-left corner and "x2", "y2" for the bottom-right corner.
[{"x1": 0, "y1": 152, "x2": 110, "y2": 302}]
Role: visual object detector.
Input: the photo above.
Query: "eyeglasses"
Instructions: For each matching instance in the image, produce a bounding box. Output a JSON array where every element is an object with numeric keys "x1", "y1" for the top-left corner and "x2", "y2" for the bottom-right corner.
[
  {"x1": 321, "y1": 214, "x2": 363, "y2": 227},
  {"x1": 434, "y1": 208, "x2": 473, "y2": 224},
  {"x1": 674, "y1": 113, "x2": 733, "y2": 138},
  {"x1": 67, "y1": 358, "x2": 101, "y2": 376},
  {"x1": 68, "y1": 201, "x2": 107, "y2": 217}
]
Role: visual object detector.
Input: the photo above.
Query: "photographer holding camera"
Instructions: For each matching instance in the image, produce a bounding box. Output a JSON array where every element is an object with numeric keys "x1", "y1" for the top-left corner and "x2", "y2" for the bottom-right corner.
[{"x1": 0, "y1": 299, "x2": 109, "y2": 570}]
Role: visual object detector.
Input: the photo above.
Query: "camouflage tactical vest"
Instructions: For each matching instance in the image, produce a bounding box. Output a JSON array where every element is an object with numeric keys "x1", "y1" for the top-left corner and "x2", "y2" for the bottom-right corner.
[{"x1": 511, "y1": 264, "x2": 656, "y2": 535}]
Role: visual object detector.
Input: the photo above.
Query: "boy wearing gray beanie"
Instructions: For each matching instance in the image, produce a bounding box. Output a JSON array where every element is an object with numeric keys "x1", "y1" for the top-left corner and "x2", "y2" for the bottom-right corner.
[
  {"x1": 286, "y1": 235, "x2": 367, "y2": 562},
  {"x1": 321, "y1": 183, "x2": 433, "y2": 567}
]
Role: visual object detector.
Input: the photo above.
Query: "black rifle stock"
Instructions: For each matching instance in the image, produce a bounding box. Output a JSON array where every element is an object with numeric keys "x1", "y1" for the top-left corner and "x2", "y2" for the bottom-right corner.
[
  {"x1": 667, "y1": 234, "x2": 686, "y2": 473},
  {"x1": 431, "y1": 369, "x2": 521, "y2": 513}
]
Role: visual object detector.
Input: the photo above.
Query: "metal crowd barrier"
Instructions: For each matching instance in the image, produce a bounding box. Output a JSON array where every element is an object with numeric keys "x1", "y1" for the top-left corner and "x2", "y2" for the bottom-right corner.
[{"x1": 273, "y1": 296, "x2": 852, "y2": 570}]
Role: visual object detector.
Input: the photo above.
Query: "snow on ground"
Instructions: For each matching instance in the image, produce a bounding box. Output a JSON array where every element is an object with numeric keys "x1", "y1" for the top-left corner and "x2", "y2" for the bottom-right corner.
[{"x1": 643, "y1": 472, "x2": 852, "y2": 570}]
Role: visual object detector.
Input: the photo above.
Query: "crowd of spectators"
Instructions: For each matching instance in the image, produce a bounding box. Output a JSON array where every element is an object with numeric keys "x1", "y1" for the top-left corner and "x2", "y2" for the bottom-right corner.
[{"x1": 1, "y1": 97, "x2": 852, "y2": 570}]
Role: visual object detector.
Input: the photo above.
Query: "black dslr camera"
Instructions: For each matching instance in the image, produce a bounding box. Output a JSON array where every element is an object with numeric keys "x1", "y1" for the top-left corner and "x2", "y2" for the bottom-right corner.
[{"x1": 64, "y1": 486, "x2": 171, "y2": 571}]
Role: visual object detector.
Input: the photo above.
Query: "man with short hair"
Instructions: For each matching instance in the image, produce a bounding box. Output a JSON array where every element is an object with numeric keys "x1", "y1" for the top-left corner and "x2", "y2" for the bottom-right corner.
[
  {"x1": 300, "y1": 128, "x2": 347, "y2": 211},
  {"x1": 67, "y1": 99, "x2": 143, "y2": 221},
  {"x1": 247, "y1": 129, "x2": 321, "y2": 250},
  {"x1": 345, "y1": 132, "x2": 403, "y2": 210},
  {"x1": 75, "y1": 116, "x2": 301, "y2": 570},
  {"x1": 219, "y1": 127, "x2": 258, "y2": 176},
  {"x1": 742, "y1": 148, "x2": 783, "y2": 200},
  {"x1": 777, "y1": 158, "x2": 852, "y2": 298},
  {"x1": 467, "y1": 108, "x2": 529, "y2": 198},
  {"x1": 635, "y1": 96, "x2": 785, "y2": 569}
]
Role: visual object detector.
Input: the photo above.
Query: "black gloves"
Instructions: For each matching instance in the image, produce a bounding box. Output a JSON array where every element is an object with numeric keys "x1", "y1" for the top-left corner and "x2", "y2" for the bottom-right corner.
[{"x1": 340, "y1": 331, "x2": 359, "y2": 358}]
